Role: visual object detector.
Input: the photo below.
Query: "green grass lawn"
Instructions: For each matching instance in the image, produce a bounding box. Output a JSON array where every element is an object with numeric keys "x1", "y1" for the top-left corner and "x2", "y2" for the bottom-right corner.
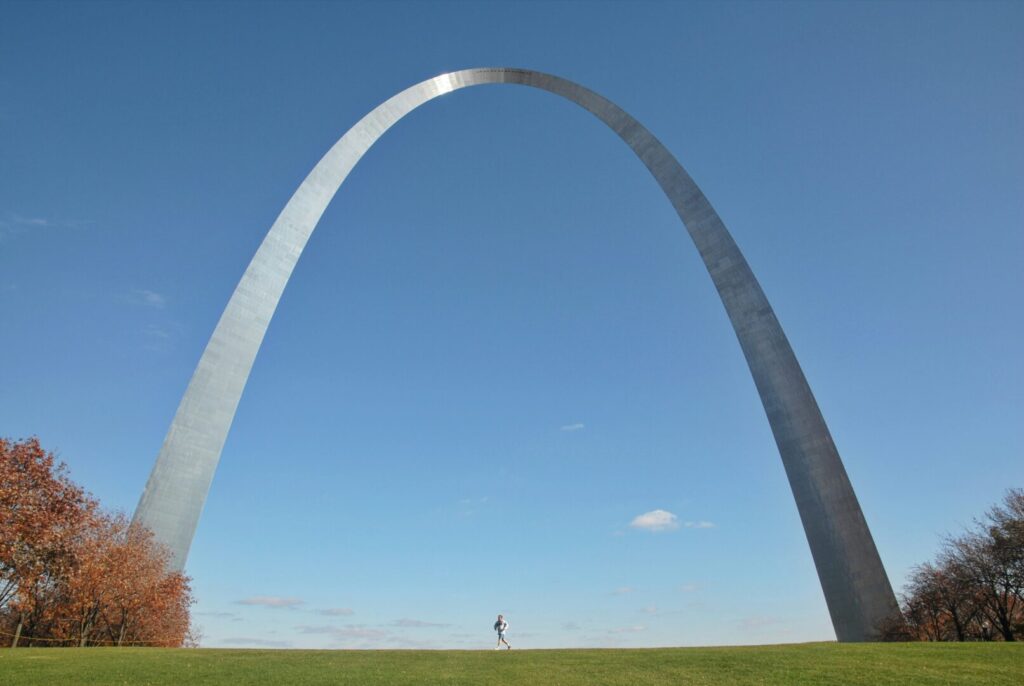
[{"x1": 1, "y1": 642, "x2": 1021, "y2": 685}]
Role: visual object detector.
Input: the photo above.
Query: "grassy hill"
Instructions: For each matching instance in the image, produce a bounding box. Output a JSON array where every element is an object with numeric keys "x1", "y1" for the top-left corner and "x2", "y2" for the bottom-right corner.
[{"x1": 1, "y1": 642, "x2": 1021, "y2": 685}]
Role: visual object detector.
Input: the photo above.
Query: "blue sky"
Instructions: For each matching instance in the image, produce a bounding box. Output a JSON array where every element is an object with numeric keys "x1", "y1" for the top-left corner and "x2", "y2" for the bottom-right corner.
[{"x1": 1, "y1": 1, "x2": 1021, "y2": 649}]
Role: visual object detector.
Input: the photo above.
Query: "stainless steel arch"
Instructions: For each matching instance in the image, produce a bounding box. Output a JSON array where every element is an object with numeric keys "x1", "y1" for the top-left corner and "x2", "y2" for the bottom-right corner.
[{"x1": 133, "y1": 68, "x2": 899, "y2": 641}]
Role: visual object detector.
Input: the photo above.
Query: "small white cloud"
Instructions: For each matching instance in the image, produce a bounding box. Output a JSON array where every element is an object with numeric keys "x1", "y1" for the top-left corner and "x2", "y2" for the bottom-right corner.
[
  {"x1": 318, "y1": 608, "x2": 354, "y2": 616},
  {"x1": 236, "y1": 596, "x2": 304, "y2": 608},
  {"x1": 611, "y1": 586, "x2": 635, "y2": 595},
  {"x1": 683, "y1": 521, "x2": 715, "y2": 529},
  {"x1": 560, "y1": 423, "x2": 585, "y2": 431},
  {"x1": 679, "y1": 583, "x2": 700, "y2": 593},
  {"x1": 640, "y1": 605, "x2": 658, "y2": 615},
  {"x1": 629, "y1": 509, "x2": 679, "y2": 532}
]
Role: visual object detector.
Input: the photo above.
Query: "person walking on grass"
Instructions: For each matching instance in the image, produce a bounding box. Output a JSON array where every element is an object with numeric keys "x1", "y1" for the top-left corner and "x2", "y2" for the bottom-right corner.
[{"x1": 494, "y1": 614, "x2": 511, "y2": 650}]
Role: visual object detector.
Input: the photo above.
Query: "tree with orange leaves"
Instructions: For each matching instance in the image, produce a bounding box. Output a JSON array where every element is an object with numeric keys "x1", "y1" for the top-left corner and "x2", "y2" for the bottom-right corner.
[
  {"x1": 0, "y1": 437, "x2": 91, "y2": 646},
  {"x1": 2, "y1": 437, "x2": 193, "y2": 647},
  {"x1": 98, "y1": 518, "x2": 192, "y2": 647},
  {"x1": 62, "y1": 510, "x2": 123, "y2": 647}
]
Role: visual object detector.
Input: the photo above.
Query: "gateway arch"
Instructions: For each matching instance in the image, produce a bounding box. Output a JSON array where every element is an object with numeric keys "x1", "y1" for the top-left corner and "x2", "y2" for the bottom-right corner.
[{"x1": 133, "y1": 68, "x2": 899, "y2": 641}]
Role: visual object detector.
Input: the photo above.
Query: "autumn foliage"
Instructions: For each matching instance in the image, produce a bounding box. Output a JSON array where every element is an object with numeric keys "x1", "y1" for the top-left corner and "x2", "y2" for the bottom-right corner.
[{"x1": 1, "y1": 437, "x2": 193, "y2": 647}]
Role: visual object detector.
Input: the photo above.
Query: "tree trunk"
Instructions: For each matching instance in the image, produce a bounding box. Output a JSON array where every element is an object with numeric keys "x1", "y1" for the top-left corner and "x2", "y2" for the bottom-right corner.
[
  {"x1": 996, "y1": 606, "x2": 1015, "y2": 641},
  {"x1": 950, "y1": 611, "x2": 965, "y2": 641},
  {"x1": 117, "y1": 621, "x2": 126, "y2": 647},
  {"x1": 11, "y1": 614, "x2": 24, "y2": 648},
  {"x1": 79, "y1": 620, "x2": 91, "y2": 648}
]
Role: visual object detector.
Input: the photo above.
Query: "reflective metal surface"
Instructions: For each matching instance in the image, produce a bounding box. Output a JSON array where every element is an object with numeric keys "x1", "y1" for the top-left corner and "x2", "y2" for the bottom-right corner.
[{"x1": 132, "y1": 68, "x2": 899, "y2": 641}]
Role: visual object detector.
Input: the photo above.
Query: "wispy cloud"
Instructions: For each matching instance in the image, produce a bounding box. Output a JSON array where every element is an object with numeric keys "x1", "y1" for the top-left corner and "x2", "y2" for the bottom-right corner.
[
  {"x1": 608, "y1": 625, "x2": 646, "y2": 634},
  {"x1": 141, "y1": 321, "x2": 183, "y2": 353},
  {"x1": 120, "y1": 288, "x2": 175, "y2": 351},
  {"x1": 317, "y1": 607, "x2": 354, "y2": 617},
  {"x1": 640, "y1": 605, "x2": 659, "y2": 615},
  {"x1": 195, "y1": 611, "x2": 241, "y2": 620},
  {"x1": 683, "y1": 520, "x2": 715, "y2": 529},
  {"x1": 219, "y1": 637, "x2": 293, "y2": 648},
  {"x1": 127, "y1": 288, "x2": 167, "y2": 308},
  {"x1": 610, "y1": 586, "x2": 635, "y2": 596},
  {"x1": 12, "y1": 216, "x2": 48, "y2": 227},
  {"x1": 293, "y1": 624, "x2": 338, "y2": 634},
  {"x1": 0, "y1": 214, "x2": 93, "y2": 241},
  {"x1": 296, "y1": 625, "x2": 388, "y2": 639},
  {"x1": 392, "y1": 618, "x2": 449, "y2": 628},
  {"x1": 679, "y1": 583, "x2": 701, "y2": 593},
  {"x1": 738, "y1": 615, "x2": 780, "y2": 630},
  {"x1": 562, "y1": 621, "x2": 580, "y2": 631},
  {"x1": 294, "y1": 624, "x2": 468, "y2": 649},
  {"x1": 629, "y1": 509, "x2": 679, "y2": 532},
  {"x1": 236, "y1": 596, "x2": 304, "y2": 609},
  {"x1": 456, "y1": 496, "x2": 489, "y2": 517},
  {"x1": 0, "y1": 215, "x2": 47, "y2": 238},
  {"x1": 560, "y1": 423, "x2": 585, "y2": 432},
  {"x1": 383, "y1": 636, "x2": 447, "y2": 649},
  {"x1": 145, "y1": 324, "x2": 171, "y2": 340}
]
